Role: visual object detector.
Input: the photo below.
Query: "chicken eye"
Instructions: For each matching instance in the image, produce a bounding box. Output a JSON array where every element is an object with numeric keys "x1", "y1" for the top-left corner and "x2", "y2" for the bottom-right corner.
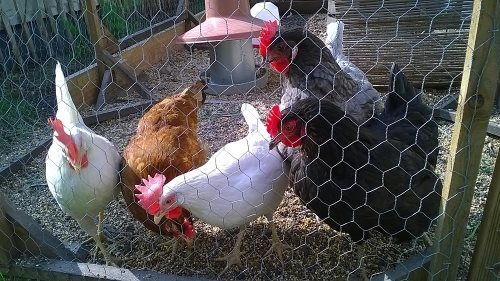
[{"x1": 283, "y1": 120, "x2": 296, "y2": 132}]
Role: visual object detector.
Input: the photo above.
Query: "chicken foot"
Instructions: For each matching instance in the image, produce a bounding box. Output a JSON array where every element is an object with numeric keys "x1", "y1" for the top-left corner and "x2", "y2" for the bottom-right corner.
[
  {"x1": 94, "y1": 233, "x2": 118, "y2": 266},
  {"x1": 264, "y1": 215, "x2": 290, "y2": 262},
  {"x1": 422, "y1": 232, "x2": 433, "y2": 247},
  {"x1": 216, "y1": 225, "x2": 247, "y2": 274}
]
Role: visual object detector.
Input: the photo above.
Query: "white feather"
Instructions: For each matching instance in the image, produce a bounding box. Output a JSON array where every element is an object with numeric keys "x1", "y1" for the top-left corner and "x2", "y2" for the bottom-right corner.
[
  {"x1": 161, "y1": 104, "x2": 289, "y2": 229},
  {"x1": 45, "y1": 62, "x2": 121, "y2": 235}
]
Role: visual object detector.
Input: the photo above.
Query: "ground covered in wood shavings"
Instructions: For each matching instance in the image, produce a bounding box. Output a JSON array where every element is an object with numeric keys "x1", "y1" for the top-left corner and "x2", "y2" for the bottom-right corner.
[{"x1": 2, "y1": 13, "x2": 499, "y2": 281}]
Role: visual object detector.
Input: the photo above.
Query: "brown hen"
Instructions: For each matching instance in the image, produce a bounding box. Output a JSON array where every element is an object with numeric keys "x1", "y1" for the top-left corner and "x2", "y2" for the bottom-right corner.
[{"x1": 121, "y1": 81, "x2": 207, "y2": 253}]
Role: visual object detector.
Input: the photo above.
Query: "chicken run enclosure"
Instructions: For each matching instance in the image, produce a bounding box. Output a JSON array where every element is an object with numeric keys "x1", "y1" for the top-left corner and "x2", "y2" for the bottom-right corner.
[{"x1": 0, "y1": 0, "x2": 499, "y2": 280}]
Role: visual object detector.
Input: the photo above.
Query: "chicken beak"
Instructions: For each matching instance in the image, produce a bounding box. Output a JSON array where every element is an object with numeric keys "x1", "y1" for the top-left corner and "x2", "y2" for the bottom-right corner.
[
  {"x1": 269, "y1": 134, "x2": 283, "y2": 150},
  {"x1": 153, "y1": 214, "x2": 163, "y2": 225}
]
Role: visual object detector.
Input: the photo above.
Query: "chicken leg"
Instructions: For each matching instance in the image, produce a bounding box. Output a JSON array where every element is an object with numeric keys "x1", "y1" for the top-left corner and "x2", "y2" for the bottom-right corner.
[
  {"x1": 264, "y1": 214, "x2": 290, "y2": 262},
  {"x1": 216, "y1": 225, "x2": 247, "y2": 274},
  {"x1": 82, "y1": 212, "x2": 106, "y2": 245},
  {"x1": 80, "y1": 213, "x2": 118, "y2": 266}
]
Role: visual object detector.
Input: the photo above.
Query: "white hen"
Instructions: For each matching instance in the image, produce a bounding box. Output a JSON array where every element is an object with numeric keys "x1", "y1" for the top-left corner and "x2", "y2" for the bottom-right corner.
[
  {"x1": 45, "y1": 62, "x2": 121, "y2": 265},
  {"x1": 137, "y1": 103, "x2": 289, "y2": 272}
]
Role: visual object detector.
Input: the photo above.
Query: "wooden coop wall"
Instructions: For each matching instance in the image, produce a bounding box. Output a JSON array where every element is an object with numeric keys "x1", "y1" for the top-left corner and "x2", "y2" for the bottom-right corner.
[{"x1": 334, "y1": 0, "x2": 473, "y2": 88}]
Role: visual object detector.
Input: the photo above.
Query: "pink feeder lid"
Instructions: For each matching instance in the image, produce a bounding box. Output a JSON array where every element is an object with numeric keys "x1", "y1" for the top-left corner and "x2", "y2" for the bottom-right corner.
[{"x1": 177, "y1": 0, "x2": 266, "y2": 44}]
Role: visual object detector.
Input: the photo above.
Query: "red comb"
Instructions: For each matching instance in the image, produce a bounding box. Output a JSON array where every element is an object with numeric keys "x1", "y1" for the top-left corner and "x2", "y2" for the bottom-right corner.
[
  {"x1": 265, "y1": 104, "x2": 282, "y2": 138},
  {"x1": 48, "y1": 117, "x2": 79, "y2": 164},
  {"x1": 259, "y1": 20, "x2": 279, "y2": 57},
  {"x1": 135, "y1": 173, "x2": 166, "y2": 215}
]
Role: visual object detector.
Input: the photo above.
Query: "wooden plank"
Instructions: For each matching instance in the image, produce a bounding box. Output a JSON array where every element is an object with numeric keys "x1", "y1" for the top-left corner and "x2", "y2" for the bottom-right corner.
[
  {"x1": 35, "y1": 0, "x2": 54, "y2": 57},
  {"x1": 43, "y1": 0, "x2": 62, "y2": 51},
  {"x1": 0, "y1": 41, "x2": 7, "y2": 73},
  {"x1": 467, "y1": 150, "x2": 500, "y2": 279},
  {"x1": 56, "y1": 0, "x2": 74, "y2": 44},
  {"x1": 101, "y1": 23, "x2": 119, "y2": 53},
  {"x1": 433, "y1": 109, "x2": 500, "y2": 140},
  {"x1": 14, "y1": 1, "x2": 40, "y2": 62},
  {"x1": 408, "y1": 266, "x2": 430, "y2": 281},
  {"x1": 118, "y1": 13, "x2": 187, "y2": 50},
  {"x1": 0, "y1": 194, "x2": 15, "y2": 269},
  {"x1": 0, "y1": 193, "x2": 80, "y2": 262},
  {"x1": 83, "y1": 0, "x2": 106, "y2": 78},
  {"x1": 7, "y1": 259, "x2": 207, "y2": 281},
  {"x1": 67, "y1": 15, "x2": 189, "y2": 107},
  {"x1": 94, "y1": 69, "x2": 113, "y2": 111},
  {"x1": 372, "y1": 248, "x2": 433, "y2": 281},
  {"x1": 327, "y1": 0, "x2": 336, "y2": 23},
  {"x1": 82, "y1": 100, "x2": 155, "y2": 125},
  {"x1": 0, "y1": 100, "x2": 155, "y2": 182},
  {"x1": 0, "y1": 139, "x2": 52, "y2": 181},
  {"x1": 428, "y1": 0, "x2": 500, "y2": 279},
  {"x1": 100, "y1": 50, "x2": 155, "y2": 101},
  {"x1": 0, "y1": 7, "x2": 23, "y2": 67}
]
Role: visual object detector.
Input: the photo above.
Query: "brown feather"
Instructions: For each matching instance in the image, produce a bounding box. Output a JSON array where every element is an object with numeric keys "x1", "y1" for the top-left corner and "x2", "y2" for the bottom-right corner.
[{"x1": 121, "y1": 81, "x2": 207, "y2": 242}]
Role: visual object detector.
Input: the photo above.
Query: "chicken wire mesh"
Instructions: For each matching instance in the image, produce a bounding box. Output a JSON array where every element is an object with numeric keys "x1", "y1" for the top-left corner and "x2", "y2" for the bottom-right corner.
[{"x1": 0, "y1": 0, "x2": 499, "y2": 280}]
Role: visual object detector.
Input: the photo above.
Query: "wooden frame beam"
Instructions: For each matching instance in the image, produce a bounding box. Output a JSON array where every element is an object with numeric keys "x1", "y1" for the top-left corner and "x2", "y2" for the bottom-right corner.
[
  {"x1": 434, "y1": 109, "x2": 500, "y2": 139},
  {"x1": 66, "y1": 13, "x2": 193, "y2": 108},
  {"x1": 100, "y1": 50, "x2": 155, "y2": 101},
  {"x1": 6, "y1": 259, "x2": 206, "y2": 281},
  {"x1": 428, "y1": 0, "x2": 500, "y2": 279},
  {"x1": 467, "y1": 150, "x2": 500, "y2": 279},
  {"x1": 83, "y1": 0, "x2": 107, "y2": 79},
  {"x1": 0, "y1": 193, "x2": 83, "y2": 264}
]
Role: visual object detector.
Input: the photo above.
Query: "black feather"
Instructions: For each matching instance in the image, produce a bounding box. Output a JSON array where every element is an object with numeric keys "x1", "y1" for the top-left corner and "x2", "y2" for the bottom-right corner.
[{"x1": 283, "y1": 95, "x2": 442, "y2": 244}]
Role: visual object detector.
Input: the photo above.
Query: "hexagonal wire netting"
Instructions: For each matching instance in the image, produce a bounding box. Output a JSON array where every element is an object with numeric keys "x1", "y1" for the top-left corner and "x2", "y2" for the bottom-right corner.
[{"x1": 0, "y1": 0, "x2": 499, "y2": 280}]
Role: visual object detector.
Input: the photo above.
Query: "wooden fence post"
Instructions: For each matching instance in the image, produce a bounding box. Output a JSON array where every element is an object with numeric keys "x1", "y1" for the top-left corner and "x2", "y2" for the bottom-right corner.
[
  {"x1": 0, "y1": 7, "x2": 23, "y2": 67},
  {"x1": 0, "y1": 195, "x2": 15, "y2": 271},
  {"x1": 327, "y1": 0, "x2": 336, "y2": 24},
  {"x1": 428, "y1": 0, "x2": 500, "y2": 280},
  {"x1": 83, "y1": 0, "x2": 107, "y2": 81},
  {"x1": 467, "y1": 150, "x2": 500, "y2": 279}
]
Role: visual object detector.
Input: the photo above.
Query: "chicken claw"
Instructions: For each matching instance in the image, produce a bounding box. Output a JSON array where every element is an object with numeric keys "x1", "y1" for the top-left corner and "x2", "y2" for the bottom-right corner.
[
  {"x1": 264, "y1": 220, "x2": 290, "y2": 262},
  {"x1": 217, "y1": 226, "x2": 246, "y2": 274},
  {"x1": 422, "y1": 232, "x2": 433, "y2": 247}
]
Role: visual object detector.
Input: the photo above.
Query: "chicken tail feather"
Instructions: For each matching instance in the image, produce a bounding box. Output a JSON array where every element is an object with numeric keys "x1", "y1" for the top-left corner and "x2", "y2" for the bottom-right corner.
[
  {"x1": 385, "y1": 63, "x2": 422, "y2": 114},
  {"x1": 54, "y1": 62, "x2": 84, "y2": 125},
  {"x1": 241, "y1": 103, "x2": 264, "y2": 134}
]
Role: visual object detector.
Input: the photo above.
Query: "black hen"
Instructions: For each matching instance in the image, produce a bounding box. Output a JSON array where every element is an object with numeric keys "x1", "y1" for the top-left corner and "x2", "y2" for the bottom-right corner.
[
  {"x1": 267, "y1": 69, "x2": 442, "y2": 243},
  {"x1": 259, "y1": 23, "x2": 381, "y2": 124},
  {"x1": 373, "y1": 63, "x2": 439, "y2": 168}
]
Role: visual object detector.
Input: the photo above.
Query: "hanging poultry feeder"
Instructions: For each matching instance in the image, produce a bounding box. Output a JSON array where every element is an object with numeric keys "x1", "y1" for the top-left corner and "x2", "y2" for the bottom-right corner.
[{"x1": 177, "y1": 0, "x2": 268, "y2": 95}]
